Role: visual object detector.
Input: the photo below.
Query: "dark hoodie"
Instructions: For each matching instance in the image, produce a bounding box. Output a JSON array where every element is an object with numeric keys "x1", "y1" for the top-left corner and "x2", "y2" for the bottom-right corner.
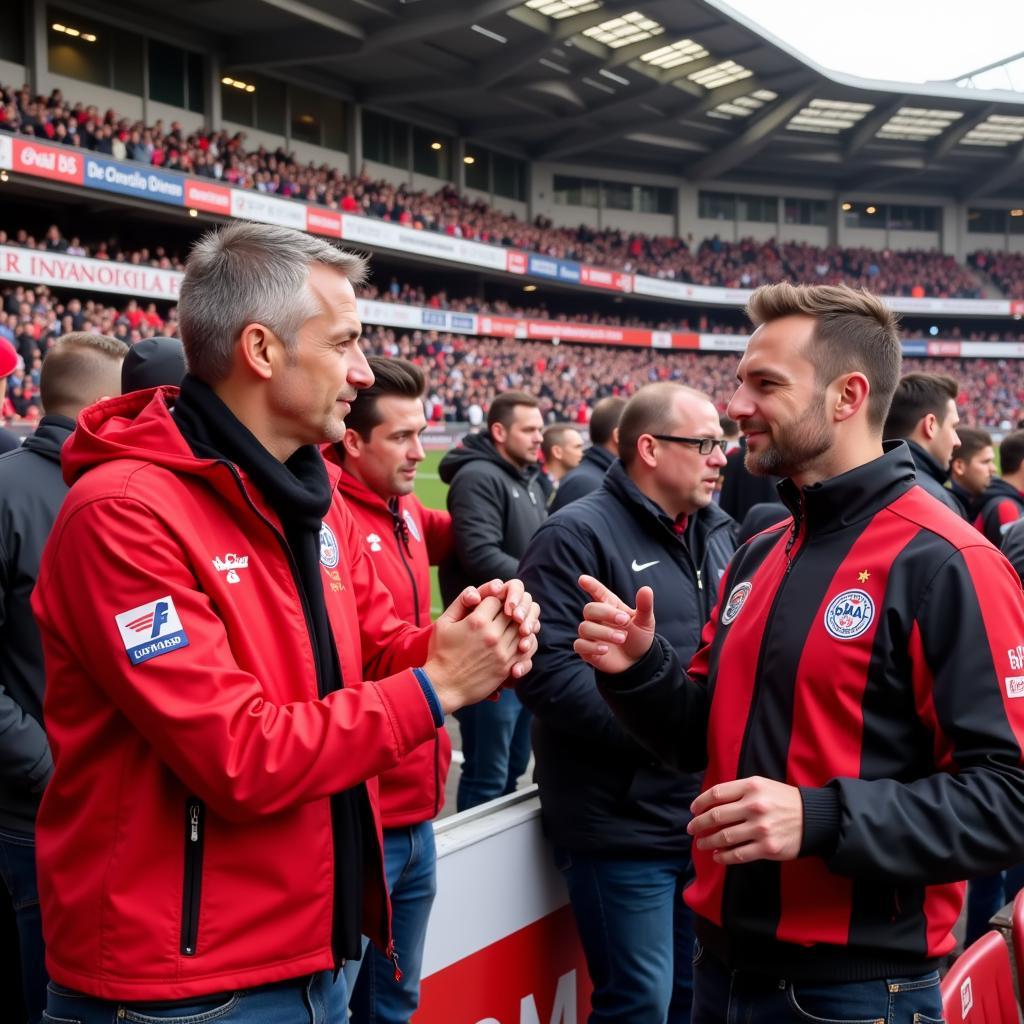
[
  {"x1": 975, "y1": 477, "x2": 1024, "y2": 545},
  {"x1": 0, "y1": 414, "x2": 75, "y2": 831},
  {"x1": 905, "y1": 440, "x2": 964, "y2": 518},
  {"x1": 549, "y1": 443, "x2": 615, "y2": 512},
  {"x1": 438, "y1": 432, "x2": 547, "y2": 604}
]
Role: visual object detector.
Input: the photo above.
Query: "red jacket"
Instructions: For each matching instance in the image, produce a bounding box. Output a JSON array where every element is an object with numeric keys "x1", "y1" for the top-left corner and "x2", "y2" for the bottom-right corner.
[
  {"x1": 32, "y1": 389, "x2": 439, "y2": 1001},
  {"x1": 331, "y1": 456, "x2": 454, "y2": 827}
]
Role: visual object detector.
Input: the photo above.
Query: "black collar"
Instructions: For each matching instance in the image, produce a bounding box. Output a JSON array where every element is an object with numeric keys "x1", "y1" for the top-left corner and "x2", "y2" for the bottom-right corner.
[
  {"x1": 777, "y1": 441, "x2": 916, "y2": 537},
  {"x1": 905, "y1": 440, "x2": 949, "y2": 486}
]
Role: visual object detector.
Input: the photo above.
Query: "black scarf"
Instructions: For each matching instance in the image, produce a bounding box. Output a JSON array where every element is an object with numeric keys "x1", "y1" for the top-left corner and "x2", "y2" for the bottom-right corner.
[{"x1": 174, "y1": 375, "x2": 366, "y2": 961}]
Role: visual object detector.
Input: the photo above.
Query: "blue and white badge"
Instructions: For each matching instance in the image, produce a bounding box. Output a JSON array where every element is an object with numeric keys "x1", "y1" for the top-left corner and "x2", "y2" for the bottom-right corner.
[
  {"x1": 403, "y1": 508, "x2": 421, "y2": 543},
  {"x1": 824, "y1": 589, "x2": 874, "y2": 640},
  {"x1": 319, "y1": 523, "x2": 340, "y2": 569},
  {"x1": 115, "y1": 596, "x2": 189, "y2": 665}
]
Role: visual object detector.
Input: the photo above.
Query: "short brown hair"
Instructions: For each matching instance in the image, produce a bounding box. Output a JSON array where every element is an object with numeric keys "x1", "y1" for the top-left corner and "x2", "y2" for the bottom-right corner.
[
  {"x1": 883, "y1": 373, "x2": 958, "y2": 441},
  {"x1": 746, "y1": 282, "x2": 902, "y2": 431},
  {"x1": 41, "y1": 332, "x2": 128, "y2": 413},
  {"x1": 589, "y1": 396, "x2": 627, "y2": 447},
  {"x1": 487, "y1": 391, "x2": 539, "y2": 435},
  {"x1": 952, "y1": 426, "x2": 993, "y2": 464},
  {"x1": 344, "y1": 356, "x2": 424, "y2": 441},
  {"x1": 618, "y1": 382, "x2": 703, "y2": 468},
  {"x1": 542, "y1": 423, "x2": 578, "y2": 459},
  {"x1": 1001, "y1": 430, "x2": 1024, "y2": 475}
]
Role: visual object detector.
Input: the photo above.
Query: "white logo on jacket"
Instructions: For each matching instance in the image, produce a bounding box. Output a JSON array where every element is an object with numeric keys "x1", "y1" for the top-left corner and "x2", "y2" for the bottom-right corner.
[
  {"x1": 367, "y1": 533, "x2": 383, "y2": 553},
  {"x1": 319, "y1": 523, "x2": 340, "y2": 568},
  {"x1": 823, "y1": 589, "x2": 874, "y2": 640},
  {"x1": 114, "y1": 596, "x2": 190, "y2": 665},
  {"x1": 212, "y1": 553, "x2": 249, "y2": 584},
  {"x1": 721, "y1": 582, "x2": 752, "y2": 625},
  {"x1": 403, "y1": 509, "x2": 421, "y2": 543}
]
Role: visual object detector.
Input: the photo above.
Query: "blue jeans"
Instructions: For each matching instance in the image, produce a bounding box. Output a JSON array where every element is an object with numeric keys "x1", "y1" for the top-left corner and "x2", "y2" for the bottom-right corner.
[
  {"x1": 0, "y1": 826, "x2": 47, "y2": 1024},
  {"x1": 43, "y1": 973, "x2": 344, "y2": 1023},
  {"x1": 690, "y1": 945, "x2": 943, "y2": 1024},
  {"x1": 345, "y1": 821, "x2": 437, "y2": 1023},
  {"x1": 555, "y1": 848, "x2": 694, "y2": 1024},
  {"x1": 965, "y1": 864, "x2": 1024, "y2": 945},
  {"x1": 454, "y1": 690, "x2": 531, "y2": 811}
]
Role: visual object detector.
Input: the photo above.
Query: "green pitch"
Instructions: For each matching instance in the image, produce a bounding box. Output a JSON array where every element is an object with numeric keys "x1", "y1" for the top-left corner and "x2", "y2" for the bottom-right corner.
[{"x1": 415, "y1": 448, "x2": 450, "y2": 616}]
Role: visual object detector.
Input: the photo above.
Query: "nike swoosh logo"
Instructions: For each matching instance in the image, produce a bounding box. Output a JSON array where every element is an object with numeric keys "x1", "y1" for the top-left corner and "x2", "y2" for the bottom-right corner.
[{"x1": 631, "y1": 559, "x2": 660, "y2": 572}]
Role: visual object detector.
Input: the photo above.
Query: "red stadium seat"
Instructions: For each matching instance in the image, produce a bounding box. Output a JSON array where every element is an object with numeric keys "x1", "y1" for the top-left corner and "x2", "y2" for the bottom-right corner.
[
  {"x1": 940, "y1": 931, "x2": 1017, "y2": 1024},
  {"x1": 1013, "y1": 889, "x2": 1024, "y2": 998}
]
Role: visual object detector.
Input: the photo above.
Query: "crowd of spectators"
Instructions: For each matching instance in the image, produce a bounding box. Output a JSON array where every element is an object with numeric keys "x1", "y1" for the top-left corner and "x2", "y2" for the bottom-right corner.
[
  {"x1": 0, "y1": 224, "x2": 185, "y2": 270},
  {"x1": 971, "y1": 251, "x2": 1024, "y2": 300},
  {"x1": 1, "y1": 82, "x2": 1018, "y2": 298}
]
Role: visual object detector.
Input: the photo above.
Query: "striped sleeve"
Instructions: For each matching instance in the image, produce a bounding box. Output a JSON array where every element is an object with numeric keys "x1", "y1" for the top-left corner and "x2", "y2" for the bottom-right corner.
[{"x1": 822, "y1": 544, "x2": 1024, "y2": 884}]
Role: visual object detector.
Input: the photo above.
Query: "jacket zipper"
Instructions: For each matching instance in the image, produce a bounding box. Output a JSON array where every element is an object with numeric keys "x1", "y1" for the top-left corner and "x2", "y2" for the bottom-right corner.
[
  {"x1": 720, "y1": 511, "x2": 806, "y2": 933},
  {"x1": 181, "y1": 797, "x2": 205, "y2": 956}
]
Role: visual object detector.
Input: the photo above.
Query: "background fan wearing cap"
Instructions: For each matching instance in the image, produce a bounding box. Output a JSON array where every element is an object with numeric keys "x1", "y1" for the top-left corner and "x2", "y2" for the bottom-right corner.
[{"x1": 0, "y1": 336, "x2": 21, "y2": 453}]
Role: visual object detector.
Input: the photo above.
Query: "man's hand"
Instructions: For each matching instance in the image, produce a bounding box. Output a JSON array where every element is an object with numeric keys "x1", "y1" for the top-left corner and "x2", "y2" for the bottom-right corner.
[
  {"x1": 450, "y1": 578, "x2": 540, "y2": 665},
  {"x1": 688, "y1": 777, "x2": 803, "y2": 865},
  {"x1": 425, "y1": 587, "x2": 538, "y2": 714},
  {"x1": 572, "y1": 574, "x2": 655, "y2": 674}
]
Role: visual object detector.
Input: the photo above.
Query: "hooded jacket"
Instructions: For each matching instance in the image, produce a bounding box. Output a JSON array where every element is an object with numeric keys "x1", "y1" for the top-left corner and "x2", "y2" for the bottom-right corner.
[
  {"x1": 905, "y1": 440, "x2": 964, "y2": 518},
  {"x1": 975, "y1": 477, "x2": 1024, "y2": 545},
  {"x1": 31, "y1": 388, "x2": 439, "y2": 1001},
  {"x1": 332, "y1": 456, "x2": 454, "y2": 827},
  {"x1": 549, "y1": 444, "x2": 615, "y2": 512},
  {"x1": 0, "y1": 415, "x2": 74, "y2": 832},
  {"x1": 518, "y1": 461, "x2": 735, "y2": 856},
  {"x1": 437, "y1": 432, "x2": 547, "y2": 603}
]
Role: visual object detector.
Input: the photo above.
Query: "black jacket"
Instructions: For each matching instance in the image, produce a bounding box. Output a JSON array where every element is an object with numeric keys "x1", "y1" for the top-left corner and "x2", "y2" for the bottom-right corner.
[
  {"x1": 517, "y1": 461, "x2": 735, "y2": 857},
  {"x1": 597, "y1": 444, "x2": 1024, "y2": 980},
  {"x1": 438, "y1": 433, "x2": 547, "y2": 602},
  {"x1": 1001, "y1": 516, "x2": 1024, "y2": 583},
  {"x1": 0, "y1": 415, "x2": 74, "y2": 831},
  {"x1": 906, "y1": 440, "x2": 964, "y2": 518},
  {"x1": 975, "y1": 477, "x2": 1024, "y2": 545},
  {"x1": 719, "y1": 442, "x2": 780, "y2": 522},
  {"x1": 549, "y1": 444, "x2": 615, "y2": 512}
]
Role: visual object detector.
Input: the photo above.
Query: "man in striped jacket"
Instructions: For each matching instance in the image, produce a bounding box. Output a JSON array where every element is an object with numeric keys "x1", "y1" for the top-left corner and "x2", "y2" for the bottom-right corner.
[{"x1": 574, "y1": 282, "x2": 1024, "y2": 1024}]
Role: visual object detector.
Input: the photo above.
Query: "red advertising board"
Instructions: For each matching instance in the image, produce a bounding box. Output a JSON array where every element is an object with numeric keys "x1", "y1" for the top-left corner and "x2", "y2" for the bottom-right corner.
[
  {"x1": 928, "y1": 340, "x2": 962, "y2": 357},
  {"x1": 476, "y1": 315, "x2": 698, "y2": 349},
  {"x1": 507, "y1": 251, "x2": 529, "y2": 275},
  {"x1": 580, "y1": 265, "x2": 633, "y2": 293},
  {"x1": 184, "y1": 179, "x2": 231, "y2": 215},
  {"x1": 415, "y1": 906, "x2": 590, "y2": 1024},
  {"x1": 12, "y1": 139, "x2": 84, "y2": 185},
  {"x1": 306, "y1": 208, "x2": 342, "y2": 238}
]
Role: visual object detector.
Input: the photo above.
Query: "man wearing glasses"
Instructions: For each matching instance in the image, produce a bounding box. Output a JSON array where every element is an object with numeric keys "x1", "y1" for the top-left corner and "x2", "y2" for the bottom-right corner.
[{"x1": 517, "y1": 383, "x2": 734, "y2": 1024}]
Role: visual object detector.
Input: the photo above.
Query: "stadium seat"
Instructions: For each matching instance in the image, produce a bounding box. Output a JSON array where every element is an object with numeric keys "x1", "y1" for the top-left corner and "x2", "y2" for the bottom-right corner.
[
  {"x1": 1012, "y1": 890, "x2": 1024, "y2": 998},
  {"x1": 940, "y1": 931, "x2": 1017, "y2": 1024}
]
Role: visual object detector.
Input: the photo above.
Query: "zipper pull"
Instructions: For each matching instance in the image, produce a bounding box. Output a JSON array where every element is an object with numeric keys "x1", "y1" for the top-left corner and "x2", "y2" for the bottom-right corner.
[
  {"x1": 696, "y1": 569, "x2": 703, "y2": 591},
  {"x1": 190, "y1": 805, "x2": 199, "y2": 842},
  {"x1": 388, "y1": 941, "x2": 403, "y2": 982}
]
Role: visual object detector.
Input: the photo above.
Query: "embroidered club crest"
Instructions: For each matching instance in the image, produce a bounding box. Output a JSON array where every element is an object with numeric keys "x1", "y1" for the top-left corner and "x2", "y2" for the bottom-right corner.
[
  {"x1": 721, "y1": 582, "x2": 752, "y2": 625},
  {"x1": 824, "y1": 589, "x2": 874, "y2": 640}
]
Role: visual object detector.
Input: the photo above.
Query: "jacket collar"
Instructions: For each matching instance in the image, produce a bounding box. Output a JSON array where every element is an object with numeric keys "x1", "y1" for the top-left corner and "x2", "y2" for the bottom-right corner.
[
  {"x1": 602, "y1": 459, "x2": 733, "y2": 540},
  {"x1": 21, "y1": 414, "x2": 76, "y2": 464},
  {"x1": 906, "y1": 440, "x2": 949, "y2": 486},
  {"x1": 582, "y1": 444, "x2": 615, "y2": 473},
  {"x1": 778, "y1": 440, "x2": 916, "y2": 538}
]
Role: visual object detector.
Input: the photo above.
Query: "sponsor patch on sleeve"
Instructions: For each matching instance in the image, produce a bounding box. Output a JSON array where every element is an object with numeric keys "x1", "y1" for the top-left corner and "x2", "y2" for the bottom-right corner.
[
  {"x1": 115, "y1": 596, "x2": 190, "y2": 665},
  {"x1": 1006, "y1": 676, "x2": 1024, "y2": 698}
]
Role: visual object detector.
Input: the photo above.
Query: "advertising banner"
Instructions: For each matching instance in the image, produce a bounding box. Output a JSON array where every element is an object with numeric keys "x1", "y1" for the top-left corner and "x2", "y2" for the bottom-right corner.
[
  {"x1": 11, "y1": 139, "x2": 84, "y2": 185},
  {"x1": 0, "y1": 134, "x2": 11, "y2": 170},
  {"x1": 340, "y1": 215, "x2": 508, "y2": 271},
  {"x1": 85, "y1": 157, "x2": 185, "y2": 206},
  {"x1": 306, "y1": 207, "x2": 342, "y2": 238},
  {"x1": 580, "y1": 265, "x2": 633, "y2": 293},
  {"x1": 185, "y1": 179, "x2": 232, "y2": 215},
  {"x1": 0, "y1": 245, "x2": 183, "y2": 299},
  {"x1": 230, "y1": 189, "x2": 308, "y2": 230}
]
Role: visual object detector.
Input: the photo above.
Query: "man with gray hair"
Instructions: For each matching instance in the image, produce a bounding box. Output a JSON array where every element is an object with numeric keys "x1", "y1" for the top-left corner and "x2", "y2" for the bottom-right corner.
[
  {"x1": 0, "y1": 332, "x2": 127, "y2": 1024},
  {"x1": 33, "y1": 222, "x2": 539, "y2": 1024}
]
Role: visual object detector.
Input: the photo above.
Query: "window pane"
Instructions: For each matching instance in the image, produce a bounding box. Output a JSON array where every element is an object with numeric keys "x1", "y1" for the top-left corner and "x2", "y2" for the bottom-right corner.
[
  {"x1": 111, "y1": 27, "x2": 144, "y2": 95},
  {"x1": 255, "y1": 75, "x2": 285, "y2": 135},
  {"x1": 602, "y1": 181, "x2": 632, "y2": 210},
  {"x1": 554, "y1": 175, "x2": 598, "y2": 207},
  {"x1": 48, "y1": 8, "x2": 111, "y2": 87},
  {"x1": 363, "y1": 111, "x2": 408, "y2": 169},
  {"x1": 465, "y1": 145, "x2": 489, "y2": 190},
  {"x1": 967, "y1": 208, "x2": 1005, "y2": 234},
  {"x1": 494, "y1": 154, "x2": 525, "y2": 200},
  {"x1": 148, "y1": 40, "x2": 185, "y2": 108},
  {"x1": 1, "y1": 4, "x2": 25, "y2": 63},
  {"x1": 843, "y1": 202, "x2": 886, "y2": 229},
  {"x1": 698, "y1": 191, "x2": 734, "y2": 220},
  {"x1": 186, "y1": 52, "x2": 205, "y2": 114},
  {"x1": 637, "y1": 185, "x2": 674, "y2": 214},
  {"x1": 412, "y1": 127, "x2": 450, "y2": 179},
  {"x1": 290, "y1": 85, "x2": 322, "y2": 145},
  {"x1": 738, "y1": 194, "x2": 776, "y2": 222},
  {"x1": 1010, "y1": 211, "x2": 1024, "y2": 235},
  {"x1": 221, "y1": 78, "x2": 253, "y2": 126}
]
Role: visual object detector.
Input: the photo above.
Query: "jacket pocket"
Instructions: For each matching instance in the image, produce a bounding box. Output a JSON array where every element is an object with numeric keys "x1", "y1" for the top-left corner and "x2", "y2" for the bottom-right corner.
[{"x1": 181, "y1": 797, "x2": 205, "y2": 957}]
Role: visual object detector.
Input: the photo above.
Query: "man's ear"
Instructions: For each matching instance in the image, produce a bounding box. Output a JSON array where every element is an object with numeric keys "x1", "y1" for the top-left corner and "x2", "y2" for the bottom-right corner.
[
  {"x1": 832, "y1": 372, "x2": 870, "y2": 424},
  {"x1": 341, "y1": 427, "x2": 363, "y2": 460},
  {"x1": 237, "y1": 322, "x2": 276, "y2": 381}
]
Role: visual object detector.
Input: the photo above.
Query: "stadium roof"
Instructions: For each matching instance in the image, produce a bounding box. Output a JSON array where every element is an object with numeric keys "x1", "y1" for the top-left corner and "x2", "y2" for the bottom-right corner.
[{"x1": 110, "y1": 0, "x2": 1024, "y2": 198}]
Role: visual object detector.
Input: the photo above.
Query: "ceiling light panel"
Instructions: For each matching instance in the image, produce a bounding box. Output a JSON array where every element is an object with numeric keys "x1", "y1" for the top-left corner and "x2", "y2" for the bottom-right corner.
[
  {"x1": 876, "y1": 106, "x2": 963, "y2": 141},
  {"x1": 582, "y1": 11, "x2": 664, "y2": 48},
  {"x1": 786, "y1": 98, "x2": 873, "y2": 134},
  {"x1": 688, "y1": 60, "x2": 752, "y2": 89},
  {"x1": 640, "y1": 38, "x2": 708, "y2": 70},
  {"x1": 961, "y1": 114, "x2": 1024, "y2": 147},
  {"x1": 525, "y1": 0, "x2": 601, "y2": 16},
  {"x1": 706, "y1": 89, "x2": 777, "y2": 120}
]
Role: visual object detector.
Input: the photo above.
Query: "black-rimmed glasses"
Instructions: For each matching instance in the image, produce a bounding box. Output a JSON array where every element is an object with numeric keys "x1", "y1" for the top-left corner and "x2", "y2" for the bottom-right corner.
[{"x1": 651, "y1": 435, "x2": 729, "y2": 456}]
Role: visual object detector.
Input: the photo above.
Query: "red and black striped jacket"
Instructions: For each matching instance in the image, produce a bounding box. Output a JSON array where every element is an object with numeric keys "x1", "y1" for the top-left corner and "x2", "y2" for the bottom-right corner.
[
  {"x1": 974, "y1": 477, "x2": 1024, "y2": 545},
  {"x1": 599, "y1": 443, "x2": 1024, "y2": 982}
]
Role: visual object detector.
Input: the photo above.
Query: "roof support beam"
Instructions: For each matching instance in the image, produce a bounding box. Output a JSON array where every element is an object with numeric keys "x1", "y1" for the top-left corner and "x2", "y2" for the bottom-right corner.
[
  {"x1": 929, "y1": 103, "x2": 997, "y2": 161},
  {"x1": 843, "y1": 96, "x2": 906, "y2": 157},
  {"x1": 963, "y1": 140, "x2": 1024, "y2": 199}
]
